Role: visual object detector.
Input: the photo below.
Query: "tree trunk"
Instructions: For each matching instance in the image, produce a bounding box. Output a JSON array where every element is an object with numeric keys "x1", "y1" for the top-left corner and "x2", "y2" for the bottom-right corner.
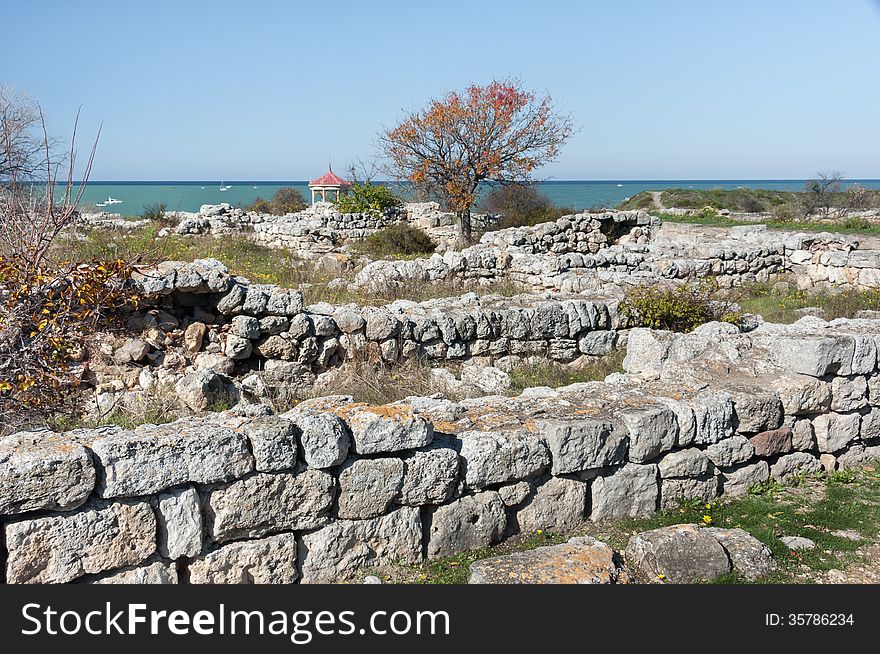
[{"x1": 457, "y1": 207, "x2": 473, "y2": 244}]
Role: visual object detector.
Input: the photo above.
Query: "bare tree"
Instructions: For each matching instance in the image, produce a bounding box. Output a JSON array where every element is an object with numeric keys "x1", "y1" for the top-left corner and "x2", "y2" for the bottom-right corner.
[
  {"x1": 0, "y1": 96, "x2": 139, "y2": 435},
  {"x1": 802, "y1": 171, "x2": 842, "y2": 218},
  {"x1": 0, "y1": 86, "x2": 54, "y2": 183},
  {"x1": 345, "y1": 157, "x2": 381, "y2": 185}
]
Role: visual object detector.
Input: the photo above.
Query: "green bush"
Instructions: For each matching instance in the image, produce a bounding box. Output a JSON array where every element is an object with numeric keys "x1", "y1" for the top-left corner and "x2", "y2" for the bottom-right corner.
[
  {"x1": 247, "y1": 196, "x2": 272, "y2": 213},
  {"x1": 142, "y1": 202, "x2": 177, "y2": 226},
  {"x1": 480, "y1": 183, "x2": 573, "y2": 229},
  {"x1": 246, "y1": 188, "x2": 307, "y2": 215},
  {"x1": 271, "y1": 187, "x2": 307, "y2": 214},
  {"x1": 619, "y1": 282, "x2": 741, "y2": 332},
  {"x1": 359, "y1": 224, "x2": 435, "y2": 258},
  {"x1": 335, "y1": 182, "x2": 402, "y2": 215}
]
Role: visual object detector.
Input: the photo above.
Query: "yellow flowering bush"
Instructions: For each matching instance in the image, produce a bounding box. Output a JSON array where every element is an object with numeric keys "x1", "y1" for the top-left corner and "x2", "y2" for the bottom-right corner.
[{"x1": 619, "y1": 281, "x2": 741, "y2": 333}]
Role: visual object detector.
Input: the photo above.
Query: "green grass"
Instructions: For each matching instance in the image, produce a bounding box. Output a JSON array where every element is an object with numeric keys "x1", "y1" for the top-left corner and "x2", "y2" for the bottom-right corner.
[
  {"x1": 619, "y1": 187, "x2": 880, "y2": 217},
  {"x1": 656, "y1": 211, "x2": 880, "y2": 235},
  {"x1": 731, "y1": 282, "x2": 880, "y2": 323},
  {"x1": 401, "y1": 531, "x2": 570, "y2": 585},
  {"x1": 619, "y1": 188, "x2": 793, "y2": 213},
  {"x1": 386, "y1": 463, "x2": 880, "y2": 584}
]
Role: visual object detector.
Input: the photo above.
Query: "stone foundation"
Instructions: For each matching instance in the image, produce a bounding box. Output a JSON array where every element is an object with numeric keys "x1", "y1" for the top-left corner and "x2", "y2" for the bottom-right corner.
[{"x1": 3, "y1": 317, "x2": 878, "y2": 584}]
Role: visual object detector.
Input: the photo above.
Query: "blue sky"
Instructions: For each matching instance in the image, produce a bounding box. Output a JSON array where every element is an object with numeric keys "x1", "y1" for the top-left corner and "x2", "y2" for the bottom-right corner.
[{"x1": 4, "y1": 0, "x2": 879, "y2": 180}]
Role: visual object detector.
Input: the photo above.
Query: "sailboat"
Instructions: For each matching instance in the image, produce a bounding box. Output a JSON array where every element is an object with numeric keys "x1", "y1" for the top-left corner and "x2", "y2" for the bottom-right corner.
[{"x1": 219, "y1": 180, "x2": 232, "y2": 191}]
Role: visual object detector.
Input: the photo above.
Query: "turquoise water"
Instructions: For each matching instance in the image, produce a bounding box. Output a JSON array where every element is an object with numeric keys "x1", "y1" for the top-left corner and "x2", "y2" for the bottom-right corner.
[{"x1": 74, "y1": 180, "x2": 880, "y2": 214}]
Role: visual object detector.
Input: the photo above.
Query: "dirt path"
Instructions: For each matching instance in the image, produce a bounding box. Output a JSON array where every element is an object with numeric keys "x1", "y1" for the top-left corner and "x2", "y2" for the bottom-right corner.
[{"x1": 650, "y1": 191, "x2": 663, "y2": 210}]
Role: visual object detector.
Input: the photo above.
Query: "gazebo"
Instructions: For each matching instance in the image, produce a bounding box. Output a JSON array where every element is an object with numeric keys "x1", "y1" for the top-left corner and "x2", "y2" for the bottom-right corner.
[{"x1": 308, "y1": 167, "x2": 351, "y2": 205}]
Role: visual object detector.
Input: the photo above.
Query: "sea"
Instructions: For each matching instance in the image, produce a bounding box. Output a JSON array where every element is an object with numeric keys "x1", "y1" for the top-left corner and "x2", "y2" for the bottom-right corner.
[{"x1": 73, "y1": 180, "x2": 880, "y2": 215}]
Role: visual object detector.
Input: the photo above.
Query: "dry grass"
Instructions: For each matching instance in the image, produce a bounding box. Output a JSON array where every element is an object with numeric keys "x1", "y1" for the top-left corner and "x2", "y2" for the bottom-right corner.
[
  {"x1": 507, "y1": 351, "x2": 625, "y2": 394},
  {"x1": 729, "y1": 282, "x2": 880, "y2": 324},
  {"x1": 57, "y1": 226, "x2": 528, "y2": 307},
  {"x1": 310, "y1": 353, "x2": 457, "y2": 405}
]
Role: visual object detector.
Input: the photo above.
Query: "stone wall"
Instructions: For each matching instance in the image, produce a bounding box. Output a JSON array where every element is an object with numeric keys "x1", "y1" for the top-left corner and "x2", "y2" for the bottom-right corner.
[
  {"x1": 3, "y1": 316, "x2": 878, "y2": 584},
  {"x1": 92, "y1": 259, "x2": 623, "y2": 412},
  {"x1": 166, "y1": 203, "x2": 500, "y2": 257},
  {"x1": 353, "y1": 219, "x2": 880, "y2": 294}
]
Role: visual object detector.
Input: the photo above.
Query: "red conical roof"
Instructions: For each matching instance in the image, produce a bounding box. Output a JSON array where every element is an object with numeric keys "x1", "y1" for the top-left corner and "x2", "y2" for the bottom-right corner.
[{"x1": 309, "y1": 169, "x2": 351, "y2": 187}]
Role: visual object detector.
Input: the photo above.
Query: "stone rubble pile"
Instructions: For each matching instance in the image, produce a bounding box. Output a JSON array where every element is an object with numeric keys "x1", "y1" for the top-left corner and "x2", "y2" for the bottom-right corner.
[{"x1": 2, "y1": 316, "x2": 878, "y2": 584}]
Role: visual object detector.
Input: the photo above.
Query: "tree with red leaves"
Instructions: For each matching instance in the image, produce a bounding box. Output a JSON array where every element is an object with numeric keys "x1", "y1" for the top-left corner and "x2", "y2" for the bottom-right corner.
[{"x1": 380, "y1": 79, "x2": 574, "y2": 242}]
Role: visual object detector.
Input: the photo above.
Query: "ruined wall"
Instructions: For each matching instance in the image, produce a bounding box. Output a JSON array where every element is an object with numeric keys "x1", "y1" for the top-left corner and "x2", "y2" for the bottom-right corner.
[
  {"x1": 164, "y1": 203, "x2": 500, "y2": 257},
  {"x1": 92, "y1": 259, "x2": 622, "y2": 412},
  {"x1": 2, "y1": 317, "x2": 878, "y2": 584},
  {"x1": 354, "y1": 218, "x2": 880, "y2": 294}
]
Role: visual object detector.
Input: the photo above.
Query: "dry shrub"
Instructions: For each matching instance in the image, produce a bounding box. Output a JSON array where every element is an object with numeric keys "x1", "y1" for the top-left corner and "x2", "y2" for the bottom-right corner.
[{"x1": 0, "y1": 97, "x2": 139, "y2": 434}]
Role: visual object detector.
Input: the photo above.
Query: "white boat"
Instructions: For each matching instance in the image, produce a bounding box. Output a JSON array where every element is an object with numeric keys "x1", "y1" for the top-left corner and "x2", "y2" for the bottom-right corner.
[
  {"x1": 616, "y1": 183, "x2": 623, "y2": 187},
  {"x1": 219, "y1": 181, "x2": 231, "y2": 191},
  {"x1": 96, "y1": 196, "x2": 122, "y2": 207}
]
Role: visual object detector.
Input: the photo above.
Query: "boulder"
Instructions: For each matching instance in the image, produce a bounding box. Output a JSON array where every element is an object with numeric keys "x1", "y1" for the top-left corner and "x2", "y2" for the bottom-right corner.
[
  {"x1": 615, "y1": 404, "x2": 678, "y2": 463},
  {"x1": 535, "y1": 417, "x2": 628, "y2": 475},
  {"x1": 704, "y1": 527, "x2": 777, "y2": 581},
  {"x1": 770, "y1": 452, "x2": 821, "y2": 482},
  {"x1": 660, "y1": 476, "x2": 719, "y2": 508},
  {"x1": 240, "y1": 416, "x2": 298, "y2": 472},
  {"x1": 720, "y1": 460, "x2": 770, "y2": 496},
  {"x1": 399, "y1": 443, "x2": 460, "y2": 505},
  {"x1": 625, "y1": 524, "x2": 731, "y2": 583},
  {"x1": 749, "y1": 427, "x2": 793, "y2": 457},
  {"x1": 813, "y1": 412, "x2": 861, "y2": 453},
  {"x1": 590, "y1": 463, "x2": 659, "y2": 521},
  {"x1": 705, "y1": 435, "x2": 754, "y2": 467},
  {"x1": 515, "y1": 477, "x2": 588, "y2": 534},
  {"x1": 175, "y1": 370, "x2": 228, "y2": 412},
  {"x1": 469, "y1": 536, "x2": 626, "y2": 584},
  {"x1": 224, "y1": 333, "x2": 252, "y2": 359},
  {"x1": 156, "y1": 485, "x2": 202, "y2": 559},
  {"x1": 183, "y1": 321, "x2": 207, "y2": 354},
  {"x1": 292, "y1": 412, "x2": 350, "y2": 469},
  {"x1": 89, "y1": 561, "x2": 178, "y2": 584},
  {"x1": 658, "y1": 448, "x2": 713, "y2": 478},
  {"x1": 460, "y1": 364, "x2": 512, "y2": 394},
  {"x1": 230, "y1": 315, "x2": 260, "y2": 339},
  {"x1": 114, "y1": 338, "x2": 150, "y2": 365},
  {"x1": 344, "y1": 404, "x2": 433, "y2": 455},
  {"x1": 89, "y1": 421, "x2": 253, "y2": 497}
]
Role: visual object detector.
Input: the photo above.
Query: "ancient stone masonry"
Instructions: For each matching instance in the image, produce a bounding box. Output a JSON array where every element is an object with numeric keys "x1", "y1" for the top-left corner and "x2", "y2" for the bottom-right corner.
[
  {"x1": 353, "y1": 219, "x2": 880, "y2": 294},
  {"x1": 89, "y1": 258, "x2": 623, "y2": 411},
  {"x1": 3, "y1": 317, "x2": 878, "y2": 584},
  {"x1": 154, "y1": 202, "x2": 500, "y2": 257}
]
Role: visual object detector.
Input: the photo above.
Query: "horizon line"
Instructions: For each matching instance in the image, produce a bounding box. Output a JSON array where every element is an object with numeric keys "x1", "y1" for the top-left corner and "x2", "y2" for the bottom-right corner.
[{"x1": 74, "y1": 178, "x2": 880, "y2": 184}]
